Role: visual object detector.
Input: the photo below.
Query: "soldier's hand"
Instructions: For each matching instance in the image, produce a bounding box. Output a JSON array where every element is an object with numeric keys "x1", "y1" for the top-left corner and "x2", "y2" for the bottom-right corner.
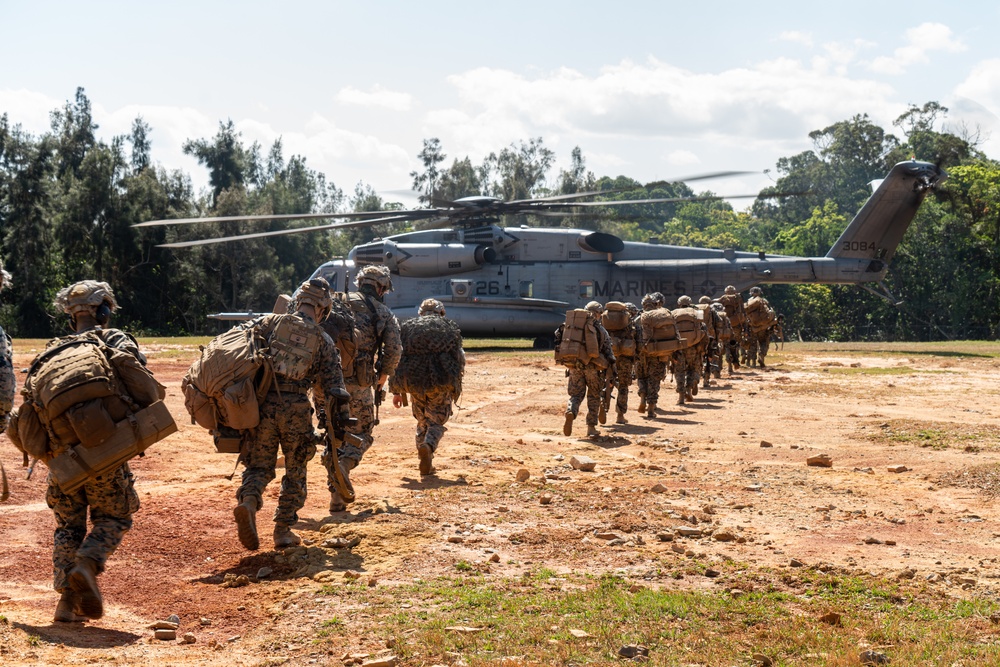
[{"x1": 393, "y1": 393, "x2": 404, "y2": 409}]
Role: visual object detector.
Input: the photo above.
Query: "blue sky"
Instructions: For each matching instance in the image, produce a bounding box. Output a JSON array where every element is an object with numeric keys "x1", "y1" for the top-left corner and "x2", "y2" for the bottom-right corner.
[{"x1": 3, "y1": 1, "x2": 999, "y2": 206}]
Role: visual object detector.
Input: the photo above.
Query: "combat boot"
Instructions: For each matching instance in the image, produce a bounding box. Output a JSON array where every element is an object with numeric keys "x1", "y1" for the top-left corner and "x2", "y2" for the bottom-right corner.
[
  {"x1": 615, "y1": 411, "x2": 627, "y2": 424},
  {"x1": 233, "y1": 498, "x2": 260, "y2": 551},
  {"x1": 563, "y1": 412, "x2": 574, "y2": 436},
  {"x1": 691, "y1": 383, "x2": 698, "y2": 397},
  {"x1": 646, "y1": 404, "x2": 656, "y2": 419},
  {"x1": 53, "y1": 590, "x2": 85, "y2": 623},
  {"x1": 685, "y1": 391, "x2": 694, "y2": 402},
  {"x1": 759, "y1": 359, "x2": 766, "y2": 368},
  {"x1": 586, "y1": 424, "x2": 599, "y2": 437},
  {"x1": 637, "y1": 398, "x2": 646, "y2": 413},
  {"x1": 273, "y1": 524, "x2": 302, "y2": 549},
  {"x1": 68, "y1": 557, "x2": 103, "y2": 619},
  {"x1": 417, "y1": 443, "x2": 435, "y2": 476},
  {"x1": 676, "y1": 393, "x2": 685, "y2": 406},
  {"x1": 598, "y1": 403, "x2": 607, "y2": 425},
  {"x1": 329, "y1": 490, "x2": 346, "y2": 513}
]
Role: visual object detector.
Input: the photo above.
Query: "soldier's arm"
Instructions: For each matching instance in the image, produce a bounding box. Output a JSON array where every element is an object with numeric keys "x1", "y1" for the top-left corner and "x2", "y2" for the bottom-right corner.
[{"x1": 377, "y1": 310, "x2": 403, "y2": 383}]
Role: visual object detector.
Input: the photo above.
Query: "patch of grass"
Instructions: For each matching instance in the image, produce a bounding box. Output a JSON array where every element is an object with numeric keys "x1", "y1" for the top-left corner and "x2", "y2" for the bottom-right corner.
[
  {"x1": 306, "y1": 571, "x2": 1000, "y2": 666},
  {"x1": 864, "y1": 419, "x2": 1000, "y2": 451},
  {"x1": 454, "y1": 560, "x2": 473, "y2": 572},
  {"x1": 939, "y1": 462, "x2": 1000, "y2": 496}
]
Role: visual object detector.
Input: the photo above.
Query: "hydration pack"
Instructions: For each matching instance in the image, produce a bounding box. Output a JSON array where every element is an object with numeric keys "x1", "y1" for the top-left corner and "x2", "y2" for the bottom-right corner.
[
  {"x1": 601, "y1": 302, "x2": 631, "y2": 331},
  {"x1": 671, "y1": 307, "x2": 707, "y2": 349},
  {"x1": 746, "y1": 296, "x2": 777, "y2": 331},
  {"x1": 640, "y1": 309, "x2": 684, "y2": 359}
]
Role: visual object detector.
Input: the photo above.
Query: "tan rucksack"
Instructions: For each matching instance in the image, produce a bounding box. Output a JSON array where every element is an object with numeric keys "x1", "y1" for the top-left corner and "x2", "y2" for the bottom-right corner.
[
  {"x1": 640, "y1": 309, "x2": 684, "y2": 359},
  {"x1": 13, "y1": 332, "x2": 172, "y2": 491},
  {"x1": 182, "y1": 325, "x2": 272, "y2": 431},
  {"x1": 672, "y1": 307, "x2": 707, "y2": 349},
  {"x1": 555, "y1": 309, "x2": 600, "y2": 365},
  {"x1": 746, "y1": 296, "x2": 776, "y2": 331},
  {"x1": 601, "y1": 302, "x2": 631, "y2": 332},
  {"x1": 719, "y1": 293, "x2": 745, "y2": 327}
]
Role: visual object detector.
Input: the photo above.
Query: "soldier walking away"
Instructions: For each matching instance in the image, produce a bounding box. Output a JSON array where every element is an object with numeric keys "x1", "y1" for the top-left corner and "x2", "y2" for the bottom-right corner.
[
  {"x1": 0, "y1": 261, "x2": 14, "y2": 436},
  {"x1": 745, "y1": 286, "x2": 777, "y2": 368},
  {"x1": 717, "y1": 285, "x2": 745, "y2": 371},
  {"x1": 325, "y1": 266, "x2": 402, "y2": 513},
  {"x1": 635, "y1": 293, "x2": 670, "y2": 417},
  {"x1": 672, "y1": 295, "x2": 708, "y2": 404},
  {"x1": 390, "y1": 299, "x2": 465, "y2": 475},
  {"x1": 554, "y1": 301, "x2": 615, "y2": 437},
  {"x1": 601, "y1": 301, "x2": 638, "y2": 424},
  {"x1": 711, "y1": 302, "x2": 737, "y2": 375},
  {"x1": 696, "y1": 295, "x2": 721, "y2": 388},
  {"x1": 6, "y1": 281, "x2": 165, "y2": 622},
  {"x1": 637, "y1": 293, "x2": 680, "y2": 416},
  {"x1": 233, "y1": 278, "x2": 348, "y2": 550}
]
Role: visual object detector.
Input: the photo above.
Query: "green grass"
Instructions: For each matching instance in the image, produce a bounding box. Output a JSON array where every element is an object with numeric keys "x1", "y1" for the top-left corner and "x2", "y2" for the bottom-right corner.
[
  {"x1": 304, "y1": 571, "x2": 1000, "y2": 666},
  {"x1": 779, "y1": 340, "x2": 1000, "y2": 358},
  {"x1": 865, "y1": 419, "x2": 1000, "y2": 451}
]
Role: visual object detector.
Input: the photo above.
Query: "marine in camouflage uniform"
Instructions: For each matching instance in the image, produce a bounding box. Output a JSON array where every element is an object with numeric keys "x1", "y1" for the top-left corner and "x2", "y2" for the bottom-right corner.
[
  {"x1": 24, "y1": 282, "x2": 148, "y2": 622},
  {"x1": 718, "y1": 285, "x2": 746, "y2": 371},
  {"x1": 0, "y1": 262, "x2": 14, "y2": 433},
  {"x1": 745, "y1": 286, "x2": 775, "y2": 368},
  {"x1": 234, "y1": 279, "x2": 347, "y2": 550},
  {"x1": 557, "y1": 301, "x2": 615, "y2": 437},
  {"x1": 711, "y1": 302, "x2": 738, "y2": 375},
  {"x1": 635, "y1": 293, "x2": 668, "y2": 416},
  {"x1": 672, "y1": 295, "x2": 706, "y2": 404},
  {"x1": 607, "y1": 303, "x2": 639, "y2": 424},
  {"x1": 389, "y1": 298, "x2": 465, "y2": 475},
  {"x1": 325, "y1": 265, "x2": 402, "y2": 512}
]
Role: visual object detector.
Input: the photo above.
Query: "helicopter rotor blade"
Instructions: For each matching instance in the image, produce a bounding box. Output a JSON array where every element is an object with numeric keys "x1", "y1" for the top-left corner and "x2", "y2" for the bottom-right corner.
[
  {"x1": 134, "y1": 209, "x2": 431, "y2": 228},
  {"x1": 543, "y1": 190, "x2": 809, "y2": 208},
  {"x1": 156, "y1": 214, "x2": 420, "y2": 249}
]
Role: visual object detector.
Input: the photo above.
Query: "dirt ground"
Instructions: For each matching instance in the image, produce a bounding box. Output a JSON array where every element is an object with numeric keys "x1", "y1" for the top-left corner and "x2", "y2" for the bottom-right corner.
[{"x1": 2, "y1": 341, "x2": 1000, "y2": 665}]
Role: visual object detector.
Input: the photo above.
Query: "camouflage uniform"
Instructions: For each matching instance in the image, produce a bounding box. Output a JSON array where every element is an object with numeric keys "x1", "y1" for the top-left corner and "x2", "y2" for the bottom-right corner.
[
  {"x1": 635, "y1": 295, "x2": 667, "y2": 414},
  {"x1": 334, "y1": 288, "x2": 401, "y2": 463},
  {"x1": 36, "y1": 281, "x2": 147, "y2": 618},
  {"x1": 604, "y1": 303, "x2": 638, "y2": 422},
  {"x1": 0, "y1": 263, "x2": 14, "y2": 432},
  {"x1": 718, "y1": 287, "x2": 746, "y2": 370},
  {"x1": 237, "y1": 311, "x2": 345, "y2": 527},
  {"x1": 672, "y1": 298, "x2": 707, "y2": 402},
  {"x1": 389, "y1": 304, "x2": 464, "y2": 459},
  {"x1": 711, "y1": 303, "x2": 738, "y2": 375},
  {"x1": 745, "y1": 288, "x2": 775, "y2": 368},
  {"x1": 324, "y1": 268, "x2": 401, "y2": 506},
  {"x1": 556, "y1": 305, "x2": 615, "y2": 434}
]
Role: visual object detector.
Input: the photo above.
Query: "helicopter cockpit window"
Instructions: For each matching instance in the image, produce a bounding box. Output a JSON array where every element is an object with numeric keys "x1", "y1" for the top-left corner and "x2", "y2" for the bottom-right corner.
[
  {"x1": 519, "y1": 281, "x2": 533, "y2": 298},
  {"x1": 579, "y1": 281, "x2": 594, "y2": 299},
  {"x1": 315, "y1": 269, "x2": 338, "y2": 292}
]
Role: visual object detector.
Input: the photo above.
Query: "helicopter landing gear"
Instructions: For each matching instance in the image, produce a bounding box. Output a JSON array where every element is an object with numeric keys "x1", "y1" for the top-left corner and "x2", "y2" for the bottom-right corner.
[{"x1": 533, "y1": 335, "x2": 555, "y2": 350}]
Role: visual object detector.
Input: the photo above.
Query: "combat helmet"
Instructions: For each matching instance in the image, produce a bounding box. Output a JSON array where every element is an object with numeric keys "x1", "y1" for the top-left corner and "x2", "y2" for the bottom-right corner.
[
  {"x1": 676, "y1": 295, "x2": 692, "y2": 307},
  {"x1": 585, "y1": 300, "x2": 604, "y2": 315},
  {"x1": 749, "y1": 286, "x2": 763, "y2": 296},
  {"x1": 0, "y1": 259, "x2": 9, "y2": 292},
  {"x1": 724, "y1": 285, "x2": 736, "y2": 294},
  {"x1": 54, "y1": 280, "x2": 119, "y2": 322},
  {"x1": 698, "y1": 296, "x2": 711, "y2": 304},
  {"x1": 356, "y1": 265, "x2": 393, "y2": 292},
  {"x1": 291, "y1": 277, "x2": 333, "y2": 322},
  {"x1": 418, "y1": 298, "x2": 446, "y2": 317}
]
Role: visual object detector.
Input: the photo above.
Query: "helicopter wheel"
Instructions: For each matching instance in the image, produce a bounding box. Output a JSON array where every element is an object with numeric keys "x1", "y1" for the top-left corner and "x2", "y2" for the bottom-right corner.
[{"x1": 533, "y1": 335, "x2": 554, "y2": 350}]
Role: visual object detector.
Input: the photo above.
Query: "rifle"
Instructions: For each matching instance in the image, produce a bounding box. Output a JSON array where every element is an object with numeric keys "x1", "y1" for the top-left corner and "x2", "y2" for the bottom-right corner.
[
  {"x1": 1, "y1": 461, "x2": 8, "y2": 502},
  {"x1": 323, "y1": 398, "x2": 361, "y2": 503},
  {"x1": 373, "y1": 383, "x2": 386, "y2": 426}
]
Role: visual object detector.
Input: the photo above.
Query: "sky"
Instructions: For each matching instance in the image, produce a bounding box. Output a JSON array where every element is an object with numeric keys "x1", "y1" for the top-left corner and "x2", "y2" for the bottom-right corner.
[{"x1": 3, "y1": 1, "x2": 1000, "y2": 209}]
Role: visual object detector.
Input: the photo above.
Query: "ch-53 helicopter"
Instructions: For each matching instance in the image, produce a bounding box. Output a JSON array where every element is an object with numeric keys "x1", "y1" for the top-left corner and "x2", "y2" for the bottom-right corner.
[{"x1": 136, "y1": 160, "x2": 945, "y2": 347}]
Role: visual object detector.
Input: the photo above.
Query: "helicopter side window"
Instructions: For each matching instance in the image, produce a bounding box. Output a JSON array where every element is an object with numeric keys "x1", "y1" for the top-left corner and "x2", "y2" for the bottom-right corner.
[
  {"x1": 316, "y1": 270, "x2": 338, "y2": 291},
  {"x1": 579, "y1": 281, "x2": 594, "y2": 299},
  {"x1": 519, "y1": 281, "x2": 533, "y2": 298}
]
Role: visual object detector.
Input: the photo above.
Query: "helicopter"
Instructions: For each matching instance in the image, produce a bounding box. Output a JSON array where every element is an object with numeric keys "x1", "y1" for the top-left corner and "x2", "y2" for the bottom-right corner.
[{"x1": 136, "y1": 160, "x2": 945, "y2": 347}]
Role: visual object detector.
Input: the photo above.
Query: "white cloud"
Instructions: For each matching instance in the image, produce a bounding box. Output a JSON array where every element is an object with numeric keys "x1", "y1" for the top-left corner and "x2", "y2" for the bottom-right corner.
[
  {"x1": 336, "y1": 85, "x2": 413, "y2": 112},
  {"x1": 778, "y1": 31, "x2": 813, "y2": 48},
  {"x1": 665, "y1": 149, "x2": 700, "y2": 167},
  {"x1": 868, "y1": 22, "x2": 966, "y2": 75},
  {"x1": 0, "y1": 89, "x2": 61, "y2": 136}
]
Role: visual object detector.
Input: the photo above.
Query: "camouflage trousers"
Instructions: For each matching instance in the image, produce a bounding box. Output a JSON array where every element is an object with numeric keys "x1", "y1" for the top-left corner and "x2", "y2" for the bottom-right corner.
[
  {"x1": 614, "y1": 356, "x2": 636, "y2": 415},
  {"x1": 46, "y1": 463, "x2": 138, "y2": 592},
  {"x1": 409, "y1": 385, "x2": 455, "y2": 452},
  {"x1": 566, "y1": 364, "x2": 604, "y2": 426},
  {"x1": 331, "y1": 380, "x2": 377, "y2": 465},
  {"x1": 238, "y1": 393, "x2": 317, "y2": 527},
  {"x1": 748, "y1": 328, "x2": 770, "y2": 366},
  {"x1": 636, "y1": 356, "x2": 667, "y2": 408},
  {"x1": 674, "y1": 346, "x2": 702, "y2": 396}
]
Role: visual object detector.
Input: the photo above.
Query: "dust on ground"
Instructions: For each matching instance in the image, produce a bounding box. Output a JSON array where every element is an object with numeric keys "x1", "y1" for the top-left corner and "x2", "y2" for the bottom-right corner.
[{"x1": 2, "y1": 342, "x2": 1000, "y2": 664}]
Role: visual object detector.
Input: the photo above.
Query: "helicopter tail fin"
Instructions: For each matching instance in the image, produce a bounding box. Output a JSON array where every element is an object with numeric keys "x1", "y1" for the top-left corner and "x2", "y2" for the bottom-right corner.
[{"x1": 825, "y1": 161, "x2": 945, "y2": 265}]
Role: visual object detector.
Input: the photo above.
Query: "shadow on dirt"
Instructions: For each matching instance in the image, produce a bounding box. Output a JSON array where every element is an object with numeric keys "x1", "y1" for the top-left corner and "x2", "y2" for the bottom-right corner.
[
  {"x1": 14, "y1": 621, "x2": 141, "y2": 648},
  {"x1": 399, "y1": 475, "x2": 468, "y2": 491}
]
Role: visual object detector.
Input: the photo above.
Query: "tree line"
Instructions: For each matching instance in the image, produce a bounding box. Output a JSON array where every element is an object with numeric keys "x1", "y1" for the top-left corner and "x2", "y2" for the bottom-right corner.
[{"x1": 2, "y1": 89, "x2": 998, "y2": 340}]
